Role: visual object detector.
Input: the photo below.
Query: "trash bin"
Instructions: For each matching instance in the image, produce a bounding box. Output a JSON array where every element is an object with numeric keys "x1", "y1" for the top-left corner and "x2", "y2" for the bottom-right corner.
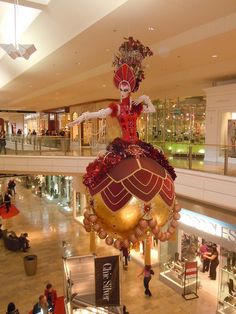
[{"x1": 23, "y1": 254, "x2": 37, "y2": 276}]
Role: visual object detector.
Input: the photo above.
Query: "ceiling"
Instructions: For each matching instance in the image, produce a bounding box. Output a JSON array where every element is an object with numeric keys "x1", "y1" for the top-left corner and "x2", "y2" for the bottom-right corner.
[{"x1": 1, "y1": 0, "x2": 236, "y2": 112}]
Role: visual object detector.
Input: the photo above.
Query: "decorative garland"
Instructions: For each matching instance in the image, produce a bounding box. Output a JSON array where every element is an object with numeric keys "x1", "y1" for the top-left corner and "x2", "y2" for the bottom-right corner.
[
  {"x1": 83, "y1": 138, "x2": 176, "y2": 189},
  {"x1": 83, "y1": 199, "x2": 182, "y2": 249}
]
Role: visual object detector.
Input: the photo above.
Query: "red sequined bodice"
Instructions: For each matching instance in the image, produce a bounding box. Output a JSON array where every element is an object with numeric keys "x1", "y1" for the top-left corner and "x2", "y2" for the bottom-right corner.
[
  {"x1": 118, "y1": 97, "x2": 138, "y2": 143},
  {"x1": 109, "y1": 96, "x2": 143, "y2": 143}
]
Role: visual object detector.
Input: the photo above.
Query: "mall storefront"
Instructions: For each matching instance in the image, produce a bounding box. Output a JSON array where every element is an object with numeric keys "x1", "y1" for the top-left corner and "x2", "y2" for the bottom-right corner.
[
  {"x1": 20, "y1": 175, "x2": 75, "y2": 214},
  {"x1": 159, "y1": 207, "x2": 236, "y2": 313}
]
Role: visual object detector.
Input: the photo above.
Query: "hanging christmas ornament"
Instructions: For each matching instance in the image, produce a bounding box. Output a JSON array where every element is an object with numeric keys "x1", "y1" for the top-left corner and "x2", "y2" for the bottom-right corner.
[{"x1": 70, "y1": 37, "x2": 181, "y2": 249}]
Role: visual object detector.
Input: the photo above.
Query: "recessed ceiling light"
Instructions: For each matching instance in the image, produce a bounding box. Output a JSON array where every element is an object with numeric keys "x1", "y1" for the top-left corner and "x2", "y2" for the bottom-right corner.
[
  {"x1": 102, "y1": 84, "x2": 106, "y2": 88},
  {"x1": 148, "y1": 27, "x2": 155, "y2": 31},
  {"x1": 211, "y1": 54, "x2": 218, "y2": 58}
]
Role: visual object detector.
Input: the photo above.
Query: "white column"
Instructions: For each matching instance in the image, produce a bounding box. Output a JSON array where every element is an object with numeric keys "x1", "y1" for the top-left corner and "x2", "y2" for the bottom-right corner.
[{"x1": 72, "y1": 175, "x2": 87, "y2": 219}]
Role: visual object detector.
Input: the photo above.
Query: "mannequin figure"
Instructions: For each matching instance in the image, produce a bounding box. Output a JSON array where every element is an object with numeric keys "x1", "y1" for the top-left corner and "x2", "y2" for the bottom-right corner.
[{"x1": 68, "y1": 68, "x2": 155, "y2": 143}]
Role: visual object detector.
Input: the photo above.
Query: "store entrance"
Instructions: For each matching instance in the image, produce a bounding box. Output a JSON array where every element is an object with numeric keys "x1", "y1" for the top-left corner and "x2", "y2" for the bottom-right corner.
[{"x1": 181, "y1": 232, "x2": 220, "y2": 298}]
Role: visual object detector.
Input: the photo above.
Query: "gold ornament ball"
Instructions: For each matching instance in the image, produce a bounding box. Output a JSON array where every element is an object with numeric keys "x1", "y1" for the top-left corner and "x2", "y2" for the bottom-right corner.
[{"x1": 93, "y1": 193, "x2": 173, "y2": 239}]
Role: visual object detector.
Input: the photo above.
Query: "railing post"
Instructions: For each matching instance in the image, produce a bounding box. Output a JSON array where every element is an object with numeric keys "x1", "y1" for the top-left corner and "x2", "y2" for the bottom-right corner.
[
  {"x1": 15, "y1": 140, "x2": 18, "y2": 155},
  {"x1": 39, "y1": 138, "x2": 42, "y2": 156},
  {"x1": 21, "y1": 136, "x2": 24, "y2": 151},
  {"x1": 33, "y1": 136, "x2": 36, "y2": 151},
  {"x1": 224, "y1": 147, "x2": 228, "y2": 175},
  {"x1": 188, "y1": 145, "x2": 192, "y2": 170},
  {"x1": 64, "y1": 138, "x2": 67, "y2": 156}
]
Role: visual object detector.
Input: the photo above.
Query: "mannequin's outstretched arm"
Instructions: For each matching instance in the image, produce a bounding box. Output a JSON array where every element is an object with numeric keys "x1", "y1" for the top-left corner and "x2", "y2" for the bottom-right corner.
[
  {"x1": 134, "y1": 95, "x2": 156, "y2": 113},
  {"x1": 68, "y1": 107, "x2": 112, "y2": 127}
]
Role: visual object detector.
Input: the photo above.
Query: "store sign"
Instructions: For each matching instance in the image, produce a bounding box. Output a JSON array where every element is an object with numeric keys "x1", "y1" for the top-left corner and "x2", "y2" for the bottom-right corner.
[
  {"x1": 95, "y1": 255, "x2": 120, "y2": 307},
  {"x1": 185, "y1": 261, "x2": 197, "y2": 279},
  {"x1": 180, "y1": 209, "x2": 236, "y2": 244}
]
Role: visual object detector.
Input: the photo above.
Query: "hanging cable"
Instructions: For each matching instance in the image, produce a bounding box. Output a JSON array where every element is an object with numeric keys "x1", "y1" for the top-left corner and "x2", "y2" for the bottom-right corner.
[{"x1": 14, "y1": 0, "x2": 20, "y2": 48}]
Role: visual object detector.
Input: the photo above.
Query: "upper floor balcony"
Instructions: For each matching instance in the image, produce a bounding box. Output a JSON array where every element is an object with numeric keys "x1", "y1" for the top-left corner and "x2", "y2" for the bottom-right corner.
[
  {"x1": 1, "y1": 135, "x2": 235, "y2": 176},
  {"x1": 0, "y1": 135, "x2": 236, "y2": 211}
]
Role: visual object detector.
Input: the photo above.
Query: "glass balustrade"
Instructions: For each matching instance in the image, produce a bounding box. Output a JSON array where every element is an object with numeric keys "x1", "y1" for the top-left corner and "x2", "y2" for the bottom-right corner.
[{"x1": 0, "y1": 135, "x2": 236, "y2": 178}]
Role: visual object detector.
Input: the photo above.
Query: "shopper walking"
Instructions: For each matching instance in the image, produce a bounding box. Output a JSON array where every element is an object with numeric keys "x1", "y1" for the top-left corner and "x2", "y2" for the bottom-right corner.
[
  {"x1": 121, "y1": 247, "x2": 129, "y2": 269},
  {"x1": 0, "y1": 131, "x2": 6, "y2": 154},
  {"x1": 203, "y1": 244, "x2": 219, "y2": 280},
  {"x1": 138, "y1": 264, "x2": 154, "y2": 296},
  {"x1": 4, "y1": 189, "x2": 11, "y2": 213},
  {"x1": 0, "y1": 192, "x2": 3, "y2": 207},
  {"x1": 44, "y1": 283, "x2": 57, "y2": 311},
  {"x1": 8, "y1": 180, "x2": 16, "y2": 195},
  {"x1": 33, "y1": 295, "x2": 52, "y2": 314}
]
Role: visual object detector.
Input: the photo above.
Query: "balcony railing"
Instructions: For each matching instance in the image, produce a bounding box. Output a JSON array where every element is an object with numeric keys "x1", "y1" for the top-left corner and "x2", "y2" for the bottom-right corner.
[{"x1": 0, "y1": 135, "x2": 236, "y2": 177}]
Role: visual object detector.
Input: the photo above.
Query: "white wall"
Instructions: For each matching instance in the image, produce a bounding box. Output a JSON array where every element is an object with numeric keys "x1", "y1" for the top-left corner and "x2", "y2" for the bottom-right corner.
[
  {"x1": 175, "y1": 168, "x2": 236, "y2": 211},
  {"x1": 204, "y1": 83, "x2": 236, "y2": 162}
]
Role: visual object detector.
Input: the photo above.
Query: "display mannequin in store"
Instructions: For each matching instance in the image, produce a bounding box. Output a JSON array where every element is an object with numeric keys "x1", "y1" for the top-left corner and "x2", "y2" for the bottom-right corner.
[{"x1": 203, "y1": 244, "x2": 219, "y2": 280}]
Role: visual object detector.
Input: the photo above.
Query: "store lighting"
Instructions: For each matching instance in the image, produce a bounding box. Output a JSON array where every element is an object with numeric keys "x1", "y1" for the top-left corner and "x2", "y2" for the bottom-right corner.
[
  {"x1": 232, "y1": 113, "x2": 236, "y2": 119},
  {"x1": 211, "y1": 54, "x2": 218, "y2": 58},
  {"x1": 198, "y1": 149, "x2": 205, "y2": 154},
  {"x1": 0, "y1": 0, "x2": 37, "y2": 60}
]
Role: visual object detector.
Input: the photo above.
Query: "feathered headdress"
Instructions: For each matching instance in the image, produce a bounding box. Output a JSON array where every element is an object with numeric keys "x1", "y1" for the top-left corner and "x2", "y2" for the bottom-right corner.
[{"x1": 113, "y1": 37, "x2": 153, "y2": 92}]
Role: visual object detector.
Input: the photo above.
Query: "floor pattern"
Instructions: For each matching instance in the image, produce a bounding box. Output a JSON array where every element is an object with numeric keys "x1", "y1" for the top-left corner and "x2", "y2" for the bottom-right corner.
[{"x1": 0, "y1": 183, "x2": 217, "y2": 314}]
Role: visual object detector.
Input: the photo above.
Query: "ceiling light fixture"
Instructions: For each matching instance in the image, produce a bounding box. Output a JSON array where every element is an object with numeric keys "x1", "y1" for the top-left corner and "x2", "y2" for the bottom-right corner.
[
  {"x1": 0, "y1": 0, "x2": 36, "y2": 60},
  {"x1": 211, "y1": 54, "x2": 218, "y2": 58},
  {"x1": 148, "y1": 27, "x2": 155, "y2": 31}
]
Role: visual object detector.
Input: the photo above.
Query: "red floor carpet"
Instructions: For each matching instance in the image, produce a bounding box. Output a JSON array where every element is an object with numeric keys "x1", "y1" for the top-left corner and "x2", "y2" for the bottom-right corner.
[
  {"x1": 0, "y1": 204, "x2": 19, "y2": 219},
  {"x1": 54, "y1": 296, "x2": 66, "y2": 314}
]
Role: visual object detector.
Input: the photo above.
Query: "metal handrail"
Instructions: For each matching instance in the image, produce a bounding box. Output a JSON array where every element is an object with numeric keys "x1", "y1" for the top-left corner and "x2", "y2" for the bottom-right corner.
[{"x1": 1, "y1": 136, "x2": 236, "y2": 178}]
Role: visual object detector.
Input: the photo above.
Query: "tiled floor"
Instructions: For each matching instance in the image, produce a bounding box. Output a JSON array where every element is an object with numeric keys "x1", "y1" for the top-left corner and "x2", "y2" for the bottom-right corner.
[{"x1": 0, "y1": 183, "x2": 218, "y2": 314}]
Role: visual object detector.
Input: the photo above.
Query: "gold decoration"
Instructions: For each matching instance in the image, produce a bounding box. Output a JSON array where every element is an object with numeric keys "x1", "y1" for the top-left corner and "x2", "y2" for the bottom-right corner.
[{"x1": 93, "y1": 192, "x2": 172, "y2": 239}]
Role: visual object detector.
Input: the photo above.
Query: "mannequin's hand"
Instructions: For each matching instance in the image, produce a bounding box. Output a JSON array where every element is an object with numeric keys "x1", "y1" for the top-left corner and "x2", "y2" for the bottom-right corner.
[
  {"x1": 134, "y1": 95, "x2": 156, "y2": 113},
  {"x1": 137, "y1": 95, "x2": 150, "y2": 104},
  {"x1": 67, "y1": 112, "x2": 89, "y2": 127}
]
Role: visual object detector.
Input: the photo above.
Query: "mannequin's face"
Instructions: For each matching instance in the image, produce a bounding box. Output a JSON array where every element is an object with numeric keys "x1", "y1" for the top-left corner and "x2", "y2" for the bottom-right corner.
[{"x1": 120, "y1": 83, "x2": 131, "y2": 99}]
